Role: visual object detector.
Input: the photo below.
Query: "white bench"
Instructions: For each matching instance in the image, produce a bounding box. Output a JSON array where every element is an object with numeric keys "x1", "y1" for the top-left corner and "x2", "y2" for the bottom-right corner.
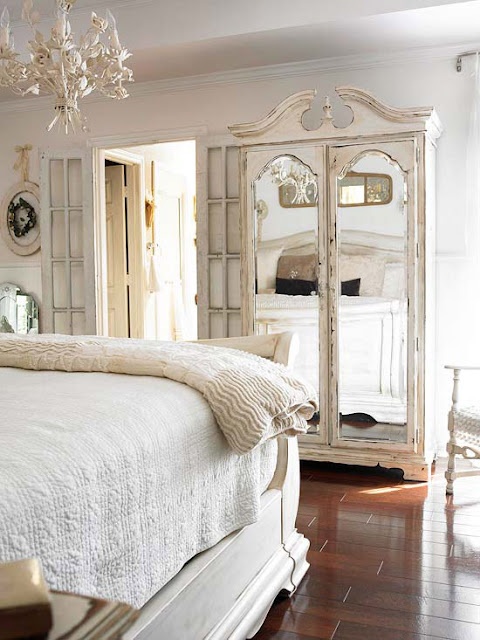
[{"x1": 445, "y1": 365, "x2": 480, "y2": 494}]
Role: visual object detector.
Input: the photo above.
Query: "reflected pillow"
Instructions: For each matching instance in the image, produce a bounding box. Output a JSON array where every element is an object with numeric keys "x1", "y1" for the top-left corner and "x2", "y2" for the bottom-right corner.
[
  {"x1": 340, "y1": 256, "x2": 385, "y2": 296},
  {"x1": 276, "y1": 254, "x2": 317, "y2": 296},
  {"x1": 276, "y1": 278, "x2": 317, "y2": 296},
  {"x1": 341, "y1": 278, "x2": 361, "y2": 296},
  {"x1": 256, "y1": 246, "x2": 284, "y2": 293},
  {"x1": 277, "y1": 253, "x2": 317, "y2": 281}
]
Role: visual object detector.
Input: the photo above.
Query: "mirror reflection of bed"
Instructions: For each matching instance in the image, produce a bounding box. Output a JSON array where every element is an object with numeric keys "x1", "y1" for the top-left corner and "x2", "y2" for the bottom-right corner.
[{"x1": 253, "y1": 153, "x2": 407, "y2": 443}]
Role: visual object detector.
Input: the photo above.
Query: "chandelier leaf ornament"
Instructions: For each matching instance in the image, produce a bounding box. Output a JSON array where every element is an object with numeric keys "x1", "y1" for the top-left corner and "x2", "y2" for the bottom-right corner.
[{"x1": 0, "y1": 0, "x2": 134, "y2": 133}]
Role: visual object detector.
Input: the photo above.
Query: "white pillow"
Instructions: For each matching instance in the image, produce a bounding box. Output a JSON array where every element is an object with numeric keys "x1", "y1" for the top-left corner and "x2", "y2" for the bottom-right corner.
[
  {"x1": 256, "y1": 246, "x2": 284, "y2": 293},
  {"x1": 340, "y1": 256, "x2": 385, "y2": 297},
  {"x1": 382, "y1": 262, "x2": 406, "y2": 298}
]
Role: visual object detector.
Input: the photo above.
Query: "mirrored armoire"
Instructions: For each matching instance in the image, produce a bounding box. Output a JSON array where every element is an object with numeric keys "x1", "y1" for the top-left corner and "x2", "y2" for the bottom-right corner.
[{"x1": 229, "y1": 87, "x2": 442, "y2": 481}]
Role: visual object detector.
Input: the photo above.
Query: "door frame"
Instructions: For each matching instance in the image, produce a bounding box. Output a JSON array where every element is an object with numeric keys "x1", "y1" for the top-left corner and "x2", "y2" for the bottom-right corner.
[
  {"x1": 93, "y1": 147, "x2": 145, "y2": 337},
  {"x1": 90, "y1": 126, "x2": 206, "y2": 338}
]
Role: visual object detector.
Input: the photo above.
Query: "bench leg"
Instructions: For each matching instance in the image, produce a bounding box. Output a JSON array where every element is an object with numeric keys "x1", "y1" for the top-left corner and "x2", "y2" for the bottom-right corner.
[{"x1": 445, "y1": 440, "x2": 455, "y2": 495}]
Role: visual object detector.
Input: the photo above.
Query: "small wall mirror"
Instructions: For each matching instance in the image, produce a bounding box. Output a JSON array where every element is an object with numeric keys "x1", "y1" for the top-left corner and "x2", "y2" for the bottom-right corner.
[
  {"x1": 0, "y1": 282, "x2": 39, "y2": 334},
  {"x1": 338, "y1": 171, "x2": 393, "y2": 207}
]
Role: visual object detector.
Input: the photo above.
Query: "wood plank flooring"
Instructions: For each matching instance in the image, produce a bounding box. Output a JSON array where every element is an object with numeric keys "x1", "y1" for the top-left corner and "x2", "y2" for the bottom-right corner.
[{"x1": 256, "y1": 458, "x2": 480, "y2": 639}]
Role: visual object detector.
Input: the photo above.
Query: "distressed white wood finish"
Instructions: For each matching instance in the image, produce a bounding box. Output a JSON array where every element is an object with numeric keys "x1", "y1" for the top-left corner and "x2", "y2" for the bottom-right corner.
[
  {"x1": 445, "y1": 365, "x2": 480, "y2": 494},
  {"x1": 196, "y1": 136, "x2": 241, "y2": 340},
  {"x1": 228, "y1": 86, "x2": 442, "y2": 145},
  {"x1": 40, "y1": 149, "x2": 95, "y2": 335},
  {"x1": 123, "y1": 331, "x2": 309, "y2": 640},
  {"x1": 231, "y1": 86, "x2": 442, "y2": 482}
]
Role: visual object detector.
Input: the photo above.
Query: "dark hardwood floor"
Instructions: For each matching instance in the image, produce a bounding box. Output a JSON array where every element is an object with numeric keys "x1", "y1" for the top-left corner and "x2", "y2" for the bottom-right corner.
[{"x1": 256, "y1": 458, "x2": 480, "y2": 640}]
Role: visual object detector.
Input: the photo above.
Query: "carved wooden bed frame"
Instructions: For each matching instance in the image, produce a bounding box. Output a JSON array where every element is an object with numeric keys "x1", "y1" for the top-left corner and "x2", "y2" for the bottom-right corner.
[{"x1": 124, "y1": 332, "x2": 309, "y2": 640}]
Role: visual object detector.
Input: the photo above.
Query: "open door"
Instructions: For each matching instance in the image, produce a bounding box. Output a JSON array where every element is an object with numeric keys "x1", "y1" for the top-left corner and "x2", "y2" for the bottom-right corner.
[
  {"x1": 152, "y1": 166, "x2": 186, "y2": 341},
  {"x1": 105, "y1": 164, "x2": 129, "y2": 337}
]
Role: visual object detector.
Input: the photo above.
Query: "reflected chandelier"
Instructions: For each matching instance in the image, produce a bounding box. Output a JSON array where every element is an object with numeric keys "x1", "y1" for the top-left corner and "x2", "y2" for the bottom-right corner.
[
  {"x1": 270, "y1": 157, "x2": 318, "y2": 205},
  {"x1": 0, "y1": 0, "x2": 133, "y2": 133}
]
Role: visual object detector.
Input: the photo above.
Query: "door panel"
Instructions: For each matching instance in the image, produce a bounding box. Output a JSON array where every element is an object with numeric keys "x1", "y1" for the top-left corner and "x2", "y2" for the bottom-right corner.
[
  {"x1": 196, "y1": 140, "x2": 240, "y2": 339},
  {"x1": 329, "y1": 140, "x2": 416, "y2": 452},
  {"x1": 244, "y1": 145, "x2": 328, "y2": 444},
  {"x1": 105, "y1": 164, "x2": 129, "y2": 338},
  {"x1": 40, "y1": 150, "x2": 95, "y2": 334}
]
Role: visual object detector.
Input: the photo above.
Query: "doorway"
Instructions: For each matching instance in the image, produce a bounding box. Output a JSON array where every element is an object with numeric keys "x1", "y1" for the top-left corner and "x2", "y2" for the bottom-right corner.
[{"x1": 95, "y1": 140, "x2": 197, "y2": 341}]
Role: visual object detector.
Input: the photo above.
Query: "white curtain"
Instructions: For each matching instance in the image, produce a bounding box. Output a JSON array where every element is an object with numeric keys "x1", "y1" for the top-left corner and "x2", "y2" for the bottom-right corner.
[
  {"x1": 466, "y1": 53, "x2": 480, "y2": 258},
  {"x1": 457, "y1": 52, "x2": 480, "y2": 401}
]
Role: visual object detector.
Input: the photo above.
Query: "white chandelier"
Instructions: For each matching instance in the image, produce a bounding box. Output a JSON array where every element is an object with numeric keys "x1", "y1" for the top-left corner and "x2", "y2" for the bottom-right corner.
[{"x1": 0, "y1": 0, "x2": 133, "y2": 133}]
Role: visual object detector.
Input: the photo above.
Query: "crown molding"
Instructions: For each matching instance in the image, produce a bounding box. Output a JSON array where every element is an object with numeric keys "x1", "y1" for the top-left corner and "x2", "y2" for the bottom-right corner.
[
  {"x1": 88, "y1": 126, "x2": 208, "y2": 148},
  {"x1": 0, "y1": 40, "x2": 478, "y2": 116},
  {"x1": 127, "y1": 41, "x2": 480, "y2": 98},
  {"x1": 9, "y1": 0, "x2": 153, "y2": 26}
]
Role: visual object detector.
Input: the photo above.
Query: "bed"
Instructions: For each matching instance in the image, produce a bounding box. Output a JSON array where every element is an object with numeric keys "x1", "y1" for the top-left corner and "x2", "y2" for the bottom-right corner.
[
  {"x1": 255, "y1": 230, "x2": 408, "y2": 424},
  {"x1": 0, "y1": 332, "x2": 315, "y2": 639}
]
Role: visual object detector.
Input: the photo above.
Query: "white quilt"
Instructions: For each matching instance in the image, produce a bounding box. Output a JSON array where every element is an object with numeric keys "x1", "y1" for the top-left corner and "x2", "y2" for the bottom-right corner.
[
  {"x1": 0, "y1": 334, "x2": 318, "y2": 454},
  {"x1": 0, "y1": 367, "x2": 278, "y2": 607}
]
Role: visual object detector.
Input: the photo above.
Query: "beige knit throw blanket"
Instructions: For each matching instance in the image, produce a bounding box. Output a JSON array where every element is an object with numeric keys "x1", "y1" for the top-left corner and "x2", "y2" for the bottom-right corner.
[{"x1": 0, "y1": 334, "x2": 318, "y2": 454}]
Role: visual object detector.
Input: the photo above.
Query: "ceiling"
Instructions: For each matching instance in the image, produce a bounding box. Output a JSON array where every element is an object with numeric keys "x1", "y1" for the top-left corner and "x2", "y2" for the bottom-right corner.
[{"x1": 1, "y1": 0, "x2": 479, "y2": 101}]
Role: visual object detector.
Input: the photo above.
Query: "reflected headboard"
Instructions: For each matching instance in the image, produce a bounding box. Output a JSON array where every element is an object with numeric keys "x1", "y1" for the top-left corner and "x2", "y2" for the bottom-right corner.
[{"x1": 257, "y1": 230, "x2": 405, "y2": 298}]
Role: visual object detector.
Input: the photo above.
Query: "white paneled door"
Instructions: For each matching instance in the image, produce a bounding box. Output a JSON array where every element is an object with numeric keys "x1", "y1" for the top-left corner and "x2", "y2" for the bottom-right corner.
[
  {"x1": 196, "y1": 139, "x2": 241, "y2": 339},
  {"x1": 105, "y1": 164, "x2": 129, "y2": 338},
  {"x1": 40, "y1": 149, "x2": 95, "y2": 335}
]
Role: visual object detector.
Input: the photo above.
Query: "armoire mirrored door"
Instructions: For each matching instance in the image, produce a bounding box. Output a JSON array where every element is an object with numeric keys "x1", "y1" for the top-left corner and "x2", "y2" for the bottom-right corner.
[
  {"x1": 245, "y1": 146, "x2": 329, "y2": 442},
  {"x1": 329, "y1": 140, "x2": 417, "y2": 451}
]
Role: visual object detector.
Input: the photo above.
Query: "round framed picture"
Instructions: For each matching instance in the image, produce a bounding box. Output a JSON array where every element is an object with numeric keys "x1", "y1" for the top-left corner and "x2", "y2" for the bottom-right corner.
[{"x1": 0, "y1": 181, "x2": 41, "y2": 256}]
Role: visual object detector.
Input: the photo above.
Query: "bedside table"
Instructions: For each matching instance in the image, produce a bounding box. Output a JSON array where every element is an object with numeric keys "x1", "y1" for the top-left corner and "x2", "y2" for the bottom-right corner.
[{"x1": 47, "y1": 591, "x2": 139, "y2": 640}]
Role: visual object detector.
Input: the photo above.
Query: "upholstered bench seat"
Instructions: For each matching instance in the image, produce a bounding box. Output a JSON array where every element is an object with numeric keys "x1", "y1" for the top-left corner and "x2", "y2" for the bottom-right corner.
[{"x1": 453, "y1": 406, "x2": 480, "y2": 448}]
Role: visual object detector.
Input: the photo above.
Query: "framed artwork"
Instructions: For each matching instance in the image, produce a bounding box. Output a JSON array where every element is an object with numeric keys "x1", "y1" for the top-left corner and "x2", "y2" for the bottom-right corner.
[{"x1": 0, "y1": 181, "x2": 41, "y2": 255}]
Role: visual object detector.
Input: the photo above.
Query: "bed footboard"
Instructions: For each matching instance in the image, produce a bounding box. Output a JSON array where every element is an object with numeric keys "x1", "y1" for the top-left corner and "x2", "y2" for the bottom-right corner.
[
  {"x1": 195, "y1": 331, "x2": 299, "y2": 367},
  {"x1": 124, "y1": 332, "x2": 309, "y2": 640}
]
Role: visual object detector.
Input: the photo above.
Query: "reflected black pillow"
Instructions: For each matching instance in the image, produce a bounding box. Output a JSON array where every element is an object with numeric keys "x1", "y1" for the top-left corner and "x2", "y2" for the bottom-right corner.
[
  {"x1": 341, "y1": 278, "x2": 361, "y2": 296},
  {"x1": 276, "y1": 278, "x2": 317, "y2": 296}
]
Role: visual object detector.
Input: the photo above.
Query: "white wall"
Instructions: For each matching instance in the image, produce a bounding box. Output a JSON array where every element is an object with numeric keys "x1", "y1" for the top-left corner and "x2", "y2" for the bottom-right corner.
[
  {"x1": 0, "y1": 56, "x2": 474, "y2": 452},
  {"x1": 338, "y1": 155, "x2": 406, "y2": 237}
]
